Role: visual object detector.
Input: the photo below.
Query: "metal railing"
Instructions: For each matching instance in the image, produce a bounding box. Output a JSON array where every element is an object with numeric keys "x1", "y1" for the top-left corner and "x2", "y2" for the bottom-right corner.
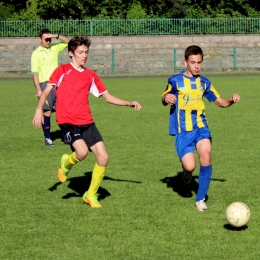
[
  {"x1": 1, "y1": 47, "x2": 259, "y2": 75},
  {"x1": 1, "y1": 18, "x2": 260, "y2": 37}
]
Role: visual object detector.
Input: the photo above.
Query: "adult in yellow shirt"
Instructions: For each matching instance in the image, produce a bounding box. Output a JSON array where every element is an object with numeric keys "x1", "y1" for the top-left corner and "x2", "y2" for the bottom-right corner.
[{"x1": 31, "y1": 28, "x2": 69, "y2": 146}]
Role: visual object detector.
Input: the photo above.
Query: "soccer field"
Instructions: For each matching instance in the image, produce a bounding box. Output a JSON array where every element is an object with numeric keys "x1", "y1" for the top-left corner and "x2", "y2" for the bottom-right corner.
[{"x1": 0, "y1": 76, "x2": 259, "y2": 259}]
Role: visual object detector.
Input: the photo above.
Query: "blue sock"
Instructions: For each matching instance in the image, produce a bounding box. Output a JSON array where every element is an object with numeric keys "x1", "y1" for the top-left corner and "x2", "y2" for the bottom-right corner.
[
  {"x1": 42, "y1": 115, "x2": 51, "y2": 139},
  {"x1": 196, "y1": 165, "x2": 212, "y2": 202}
]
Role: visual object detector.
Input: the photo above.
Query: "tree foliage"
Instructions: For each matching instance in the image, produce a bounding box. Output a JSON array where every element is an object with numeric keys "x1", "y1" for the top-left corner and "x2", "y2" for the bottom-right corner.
[{"x1": 2, "y1": 0, "x2": 260, "y2": 20}]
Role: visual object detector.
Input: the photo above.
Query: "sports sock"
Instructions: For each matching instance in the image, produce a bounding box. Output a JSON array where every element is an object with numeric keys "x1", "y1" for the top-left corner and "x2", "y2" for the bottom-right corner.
[
  {"x1": 42, "y1": 115, "x2": 51, "y2": 139},
  {"x1": 87, "y1": 163, "x2": 106, "y2": 196},
  {"x1": 64, "y1": 152, "x2": 79, "y2": 170},
  {"x1": 196, "y1": 165, "x2": 212, "y2": 202}
]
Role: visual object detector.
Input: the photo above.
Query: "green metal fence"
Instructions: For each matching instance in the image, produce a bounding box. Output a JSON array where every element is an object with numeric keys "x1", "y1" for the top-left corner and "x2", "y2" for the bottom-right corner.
[
  {"x1": 1, "y1": 47, "x2": 259, "y2": 75},
  {"x1": 1, "y1": 18, "x2": 260, "y2": 37}
]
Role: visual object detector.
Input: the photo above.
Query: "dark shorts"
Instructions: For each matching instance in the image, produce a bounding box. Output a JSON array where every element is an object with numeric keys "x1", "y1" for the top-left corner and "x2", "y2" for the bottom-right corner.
[
  {"x1": 59, "y1": 123, "x2": 103, "y2": 151},
  {"x1": 175, "y1": 127, "x2": 212, "y2": 160},
  {"x1": 40, "y1": 81, "x2": 56, "y2": 111}
]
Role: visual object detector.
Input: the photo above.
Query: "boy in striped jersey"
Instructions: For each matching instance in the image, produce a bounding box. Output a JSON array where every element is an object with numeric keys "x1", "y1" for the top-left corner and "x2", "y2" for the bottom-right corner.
[{"x1": 162, "y1": 45, "x2": 240, "y2": 211}]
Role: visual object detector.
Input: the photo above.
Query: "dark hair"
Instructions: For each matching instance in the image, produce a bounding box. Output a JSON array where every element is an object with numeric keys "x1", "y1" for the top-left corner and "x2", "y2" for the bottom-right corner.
[
  {"x1": 184, "y1": 45, "x2": 203, "y2": 60},
  {"x1": 68, "y1": 36, "x2": 92, "y2": 55},
  {"x1": 39, "y1": 28, "x2": 51, "y2": 38}
]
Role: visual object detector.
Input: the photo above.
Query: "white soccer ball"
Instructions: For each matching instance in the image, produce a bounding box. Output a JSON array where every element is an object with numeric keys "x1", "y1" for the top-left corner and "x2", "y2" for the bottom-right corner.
[{"x1": 226, "y1": 202, "x2": 250, "y2": 227}]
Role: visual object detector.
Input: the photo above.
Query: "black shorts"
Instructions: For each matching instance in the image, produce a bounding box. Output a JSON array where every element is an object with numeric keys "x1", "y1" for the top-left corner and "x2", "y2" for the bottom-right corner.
[
  {"x1": 59, "y1": 123, "x2": 103, "y2": 151},
  {"x1": 40, "y1": 81, "x2": 56, "y2": 111}
]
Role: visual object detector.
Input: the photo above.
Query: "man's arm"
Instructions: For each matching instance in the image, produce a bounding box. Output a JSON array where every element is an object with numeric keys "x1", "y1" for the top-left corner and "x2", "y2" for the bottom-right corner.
[
  {"x1": 102, "y1": 91, "x2": 142, "y2": 111},
  {"x1": 32, "y1": 84, "x2": 54, "y2": 128},
  {"x1": 46, "y1": 33, "x2": 69, "y2": 43},
  {"x1": 214, "y1": 94, "x2": 240, "y2": 108},
  {"x1": 32, "y1": 73, "x2": 42, "y2": 98}
]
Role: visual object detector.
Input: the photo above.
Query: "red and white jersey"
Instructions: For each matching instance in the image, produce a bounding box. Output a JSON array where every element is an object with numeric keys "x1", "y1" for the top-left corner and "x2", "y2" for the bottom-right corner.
[{"x1": 48, "y1": 63, "x2": 107, "y2": 125}]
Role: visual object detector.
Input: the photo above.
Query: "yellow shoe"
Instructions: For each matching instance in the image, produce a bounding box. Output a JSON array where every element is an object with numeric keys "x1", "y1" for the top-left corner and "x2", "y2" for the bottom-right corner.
[
  {"x1": 57, "y1": 154, "x2": 70, "y2": 183},
  {"x1": 82, "y1": 192, "x2": 102, "y2": 208}
]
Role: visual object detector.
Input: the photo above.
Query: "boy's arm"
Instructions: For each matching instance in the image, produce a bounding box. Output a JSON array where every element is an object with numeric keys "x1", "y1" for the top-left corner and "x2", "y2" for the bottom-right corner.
[
  {"x1": 214, "y1": 94, "x2": 240, "y2": 108},
  {"x1": 162, "y1": 93, "x2": 176, "y2": 106},
  {"x1": 102, "y1": 91, "x2": 142, "y2": 111},
  {"x1": 32, "y1": 84, "x2": 54, "y2": 128}
]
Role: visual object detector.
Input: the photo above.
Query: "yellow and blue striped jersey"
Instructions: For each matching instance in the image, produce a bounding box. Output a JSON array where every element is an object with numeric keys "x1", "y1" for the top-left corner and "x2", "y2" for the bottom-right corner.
[{"x1": 162, "y1": 72, "x2": 220, "y2": 136}]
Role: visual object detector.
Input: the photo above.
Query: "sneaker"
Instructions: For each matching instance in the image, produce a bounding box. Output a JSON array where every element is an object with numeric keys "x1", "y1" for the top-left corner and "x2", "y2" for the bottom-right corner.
[
  {"x1": 196, "y1": 199, "x2": 208, "y2": 212},
  {"x1": 45, "y1": 138, "x2": 55, "y2": 146},
  {"x1": 82, "y1": 192, "x2": 102, "y2": 208},
  {"x1": 57, "y1": 154, "x2": 70, "y2": 183},
  {"x1": 182, "y1": 171, "x2": 192, "y2": 184}
]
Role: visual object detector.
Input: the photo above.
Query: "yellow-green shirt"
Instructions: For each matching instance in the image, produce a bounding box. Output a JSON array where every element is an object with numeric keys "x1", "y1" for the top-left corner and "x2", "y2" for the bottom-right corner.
[{"x1": 31, "y1": 42, "x2": 67, "y2": 83}]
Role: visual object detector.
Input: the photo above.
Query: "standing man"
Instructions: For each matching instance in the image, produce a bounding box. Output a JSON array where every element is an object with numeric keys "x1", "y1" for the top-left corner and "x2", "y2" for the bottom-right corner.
[
  {"x1": 31, "y1": 28, "x2": 69, "y2": 146},
  {"x1": 161, "y1": 45, "x2": 240, "y2": 212}
]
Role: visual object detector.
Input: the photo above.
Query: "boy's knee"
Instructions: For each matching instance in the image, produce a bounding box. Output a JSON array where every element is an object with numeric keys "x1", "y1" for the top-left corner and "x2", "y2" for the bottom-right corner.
[
  {"x1": 184, "y1": 165, "x2": 195, "y2": 173},
  {"x1": 97, "y1": 153, "x2": 109, "y2": 167},
  {"x1": 76, "y1": 149, "x2": 88, "y2": 161}
]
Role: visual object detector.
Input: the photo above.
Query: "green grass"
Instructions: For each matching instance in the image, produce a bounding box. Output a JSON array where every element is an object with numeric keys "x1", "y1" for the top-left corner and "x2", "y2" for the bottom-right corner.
[{"x1": 0, "y1": 76, "x2": 259, "y2": 259}]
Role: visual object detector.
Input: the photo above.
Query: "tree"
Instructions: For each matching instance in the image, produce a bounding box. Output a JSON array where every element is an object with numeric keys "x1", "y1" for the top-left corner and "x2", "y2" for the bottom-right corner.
[
  {"x1": 0, "y1": 2, "x2": 15, "y2": 19},
  {"x1": 126, "y1": 1, "x2": 146, "y2": 18}
]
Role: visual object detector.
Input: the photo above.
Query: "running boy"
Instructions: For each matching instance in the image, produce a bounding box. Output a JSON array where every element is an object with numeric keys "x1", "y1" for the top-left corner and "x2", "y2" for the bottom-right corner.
[
  {"x1": 33, "y1": 36, "x2": 142, "y2": 208},
  {"x1": 161, "y1": 45, "x2": 240, "y2": 211}
]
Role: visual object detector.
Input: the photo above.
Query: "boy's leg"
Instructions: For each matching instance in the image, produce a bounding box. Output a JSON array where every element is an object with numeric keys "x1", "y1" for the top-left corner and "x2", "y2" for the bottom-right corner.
[
  {"x1": 57, "y1": 125, "x2": 88, "y2": 183},
  {"x1": 83, "y1": 141, "x2": 108, "y2": 208},
  {"x1": 57, "y1": 152, "x2": 80, "y2": 183},
  {"x1": 195, "y1": 137, "x2": 212, "y2": 211}
]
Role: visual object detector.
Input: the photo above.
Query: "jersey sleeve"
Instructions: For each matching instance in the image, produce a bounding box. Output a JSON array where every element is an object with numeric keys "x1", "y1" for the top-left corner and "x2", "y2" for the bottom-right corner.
[
  {"x1": 51, "y1": 42, "x2": 68, "y2": 53},
  {"x1": 161, "y1": 77, "x2": 177, "y2": 96},
  {"x1": 89, "y1": 72, "x2": 107, "y2": 97},
  {"x1": 202, "y1": 78, "x2": 220, "y2": 102},
  {"x1": 47, "y1": 66, "x2": 64, "y2": 86}
]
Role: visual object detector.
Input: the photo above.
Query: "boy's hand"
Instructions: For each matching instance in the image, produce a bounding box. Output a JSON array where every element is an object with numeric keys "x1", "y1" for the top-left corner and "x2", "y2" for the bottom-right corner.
[{"x1": 129, "y1": 101, "x2": 142, "y2": 111}]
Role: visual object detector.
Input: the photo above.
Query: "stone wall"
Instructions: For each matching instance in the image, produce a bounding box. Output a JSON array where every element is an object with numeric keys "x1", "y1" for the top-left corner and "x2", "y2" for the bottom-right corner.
[{"x1": 1, "y1": 34, "x2": 260, "y2": 75}]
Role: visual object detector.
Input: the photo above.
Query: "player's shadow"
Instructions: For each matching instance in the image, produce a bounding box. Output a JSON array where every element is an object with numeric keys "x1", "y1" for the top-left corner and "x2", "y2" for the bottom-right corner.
[
  {"x1": 223, "y1": 224, "x2": 248, "y2": 231},
  {"x1": 50, "y1": 129, "x2": 64, "y2": 142},
  {"x1": 48, "y1": 172, "x2": 142, "y2": 201},
  {"x1": 160, "y1": 172, "x2": 226, "y2": 199},
  {"x1": 160, "y1": 172, "x2": 198, "y2": 198}
]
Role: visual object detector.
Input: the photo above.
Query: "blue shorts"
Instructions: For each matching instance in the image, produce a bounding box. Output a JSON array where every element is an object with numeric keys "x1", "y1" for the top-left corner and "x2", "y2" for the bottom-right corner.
[{"x1": 175, "y1": 127, "x2": 212, "y2": 160}]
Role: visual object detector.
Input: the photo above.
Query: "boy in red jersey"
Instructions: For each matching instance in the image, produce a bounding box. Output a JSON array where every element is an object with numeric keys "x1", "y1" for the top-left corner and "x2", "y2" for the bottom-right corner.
[{"x1": 32, "y1": 36, "x2": 142, "y2": 208}]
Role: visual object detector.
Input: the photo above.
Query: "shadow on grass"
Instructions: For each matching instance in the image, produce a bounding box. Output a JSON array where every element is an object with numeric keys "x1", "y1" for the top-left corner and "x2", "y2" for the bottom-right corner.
[
  {"x1": 223, "y1": 223, "x2": 249, "y2": 231},
  {"x1": 161, "y1": 171, "x2": 226, "y2": 199},
  {"x1": 50, "y1": 129, "x2": 64, "y2": 142},
  {"x1": 48, "y1": 172, "x2": 142, "y2": 201},
  {"x1": 161, "y1": 172, "x2": 198, "y2": 198}
]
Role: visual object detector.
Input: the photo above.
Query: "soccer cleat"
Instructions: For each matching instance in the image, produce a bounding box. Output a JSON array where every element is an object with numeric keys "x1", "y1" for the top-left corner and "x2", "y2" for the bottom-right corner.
[
  {"x1": 45, "y1": 138, "x2": 55, "y2": 146},
  {"x1": 182, "y1": 171, "x2": 192, "y2": 184},
  {"x1": 57, "y1": 154, "x2": 70, "y2": 182},
  {"x1": 82, "y1": 192, "x2": 102, "y2": 208},
  {"x1": 196, "y1": 199, "x2": 208, "y2": 212}
]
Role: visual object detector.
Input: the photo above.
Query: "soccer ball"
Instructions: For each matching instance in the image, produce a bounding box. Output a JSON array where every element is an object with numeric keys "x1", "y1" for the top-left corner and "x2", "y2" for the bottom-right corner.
[{"x1": 226, "y1": 202, "x2": 250, "y2": 227}]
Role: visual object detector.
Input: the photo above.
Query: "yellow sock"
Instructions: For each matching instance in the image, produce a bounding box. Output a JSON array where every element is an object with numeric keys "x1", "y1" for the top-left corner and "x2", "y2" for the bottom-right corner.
[
  {"x1": 87, "y1": 163, "x2": 106, "y2": 196},
  {"x1": 64, "y1": 152, "x2": 79, "y2": 170}
]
